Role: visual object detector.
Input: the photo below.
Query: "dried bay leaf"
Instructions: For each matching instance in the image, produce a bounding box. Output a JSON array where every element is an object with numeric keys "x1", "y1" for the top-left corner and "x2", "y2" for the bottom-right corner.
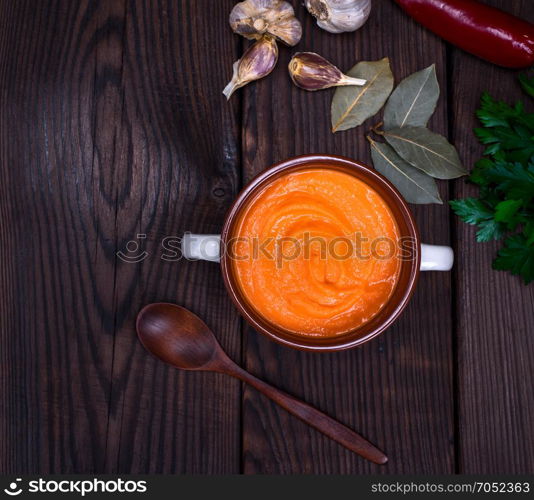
[
  {"x1": 331, "y1": 58, "x2": 394, "y2": 132},
  {"x1": 383, "y1": 64, "x2": 439, "y2": 129},
  {"x1": 368, "y1": 138, "x2": 443, "y2": 204},
  {"x1": 384, "y1": 126, "x2": 467, "y2": 179}
]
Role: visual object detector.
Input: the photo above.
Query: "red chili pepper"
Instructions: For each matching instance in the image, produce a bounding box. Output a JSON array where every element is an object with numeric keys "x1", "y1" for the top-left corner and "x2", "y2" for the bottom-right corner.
[{"x1": 394, "y1": 0, "x2": 534, "y2": 68}]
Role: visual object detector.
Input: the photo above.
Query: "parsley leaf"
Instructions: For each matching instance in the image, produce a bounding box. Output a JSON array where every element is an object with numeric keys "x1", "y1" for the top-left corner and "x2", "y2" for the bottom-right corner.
[
  {"x1": 482, "y1": 161, "x2": 534, "y2": 203},
  {"x1": 450, "y1": 79, "x2": 534, "y2": 284},
  {"x1": 449, "y1": 198, "x2": 506, "y2": 241},
  {"x1": 493, "y1": 199, "x2": 523, "y2": 230},
  {"x1": 519, "y1": 73, "x2": 534, "y2": 99},
  {"x1": 474, "y1": 93, "x2": 534, "y2": 165},
  {"x1": 493, "y1": 234, "x2": 534, "y2": 284},
  {"x1": 449, "y1": 198, "x2": 494, "y2": 224}
]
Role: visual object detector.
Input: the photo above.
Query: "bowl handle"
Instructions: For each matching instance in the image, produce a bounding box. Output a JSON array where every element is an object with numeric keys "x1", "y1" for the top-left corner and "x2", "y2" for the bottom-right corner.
[
  {"x1": 182, "y1": 234, "x2": 454, "y2": 271},
  {"x1": 420, "y1": 243, "x2": 454, "y2": 271},
  {"x1": 182, "y1": 233, "x2": 221, "y2": 262}
]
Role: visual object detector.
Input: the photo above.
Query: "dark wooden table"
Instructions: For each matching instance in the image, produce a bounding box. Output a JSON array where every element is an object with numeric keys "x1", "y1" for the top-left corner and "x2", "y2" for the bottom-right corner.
[{"x1": 1, "y1": 0, "x2": 533, "y2": 475}]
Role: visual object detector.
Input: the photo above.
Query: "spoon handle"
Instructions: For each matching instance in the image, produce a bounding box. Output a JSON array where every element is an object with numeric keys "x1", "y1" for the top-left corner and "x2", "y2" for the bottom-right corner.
[{"x1": 226, "y1": 363, "x2": 388, "y2": 465}]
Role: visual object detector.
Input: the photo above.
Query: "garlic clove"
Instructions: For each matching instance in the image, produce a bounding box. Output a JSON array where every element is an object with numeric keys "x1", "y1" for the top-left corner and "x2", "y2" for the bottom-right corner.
[
  {"x1": 230, "y1": 0, "x2": 302, "y2": 46},
  {"x1": 288, "y1": 52, "x2": 366, "y2": 91},
  {"x1": 223, "y1": 35, "x2": 279, "y2": 100},
  {"x1": 305, "y1": 0, "x2": 371, "y2": 34}
]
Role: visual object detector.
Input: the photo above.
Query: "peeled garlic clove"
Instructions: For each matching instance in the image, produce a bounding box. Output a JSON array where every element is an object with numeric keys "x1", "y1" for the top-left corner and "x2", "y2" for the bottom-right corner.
[
  {"x1": 223, "y1": 35, "x2": 279, "y2": 100},
  {"x1": 305, "y1": 0, "x2": 371, "y2": 34},
  {"x1": 288, "y1": 52, "x2": 366, "y2": 91},
  {"x1": 230, "y1": 0, "x2": 302, "y2": 46}
]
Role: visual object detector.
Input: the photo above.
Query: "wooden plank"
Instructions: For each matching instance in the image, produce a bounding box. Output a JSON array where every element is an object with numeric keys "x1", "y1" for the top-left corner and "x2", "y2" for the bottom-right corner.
[
  {"x1": 101, "y1": 0, "x2": 242, "y2": 473},
  {"x1": 0, "y1": 0, "x2": 243, "y2": 474},
  {"x1": 449, "y1": 0, "x2": 534, "y2": 474},
  {"x1": 241, "y1": 1, "x2": 454, "y2": 473},
  {"x1": 0, "y1": 0, "x2": 120, "y2": 473}
]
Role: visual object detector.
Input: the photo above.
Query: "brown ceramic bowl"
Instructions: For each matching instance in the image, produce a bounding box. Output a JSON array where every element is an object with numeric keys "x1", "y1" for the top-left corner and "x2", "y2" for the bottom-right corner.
[{"x1": 219, "y1": 155, "x2": 421, "y2": 352}]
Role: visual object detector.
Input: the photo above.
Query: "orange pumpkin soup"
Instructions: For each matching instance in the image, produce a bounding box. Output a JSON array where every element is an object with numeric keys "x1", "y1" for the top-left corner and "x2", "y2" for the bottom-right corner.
[{"x1": 231, "y1": 168, "x2": 401, "y2": 337}]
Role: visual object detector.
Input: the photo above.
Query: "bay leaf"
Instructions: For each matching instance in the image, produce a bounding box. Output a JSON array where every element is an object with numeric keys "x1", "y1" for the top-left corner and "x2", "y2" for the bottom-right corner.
[
  {"x1": 369, "y1": 138, "x2": 443, "y2": 204},
  {"x1": 383, "y1": 64, "x2": 439, "y2": 129},
  {"x1": 384, "y1": 126, "x2": 467, "y2": 179},
  {"x1": 331, "y1": 58, "x2": 394, "y2": 133}
]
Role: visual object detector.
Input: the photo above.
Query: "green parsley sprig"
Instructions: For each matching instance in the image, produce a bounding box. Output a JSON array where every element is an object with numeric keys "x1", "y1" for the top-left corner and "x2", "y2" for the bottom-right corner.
[{"x1": 450, "y1": 76, "x2": 534, "y2": 284}]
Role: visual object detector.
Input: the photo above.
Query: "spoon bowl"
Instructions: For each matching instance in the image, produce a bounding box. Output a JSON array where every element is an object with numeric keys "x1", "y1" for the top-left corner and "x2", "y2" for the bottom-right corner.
[{"x1": 137, "y1": 303, "x2": 227, "y2": 371}]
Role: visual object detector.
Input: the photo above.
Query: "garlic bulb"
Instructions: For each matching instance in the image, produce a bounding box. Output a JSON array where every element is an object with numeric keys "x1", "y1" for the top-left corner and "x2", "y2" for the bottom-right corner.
[
  {"x1": 289, "y1": 52, "x2": 366, "y2": 91},
  {"x1": 230, "y1": 0, "x2": 302, "y2": 46},
  {"x1": 223, "y1": 35, "x2": 279, "y2": 99},
  {"x1": 305, "y1": 0, "x2": 371, "y2": 34}
]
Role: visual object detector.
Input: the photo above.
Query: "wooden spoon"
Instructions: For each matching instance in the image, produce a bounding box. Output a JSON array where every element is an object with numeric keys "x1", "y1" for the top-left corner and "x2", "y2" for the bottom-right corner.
[{"x1": 136, "y1": 302, "x2": 388, "y2": 465}]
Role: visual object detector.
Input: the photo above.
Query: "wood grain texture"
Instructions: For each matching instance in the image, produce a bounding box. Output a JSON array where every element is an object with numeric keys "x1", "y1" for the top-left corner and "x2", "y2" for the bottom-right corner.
[
  {"x1": 241, "y1": 0, "x2": 454, "y2": 474},
  {"x1": 0, "y1": 0, "x2": 119, "y2": 473},
  {"x1": 449, "y1": 0, "x2": 534, "y2": 475},
  {"x1": 100, "y1": 0, "x2": 243, "y2": 474},
  {"x1": 0, "y1": 0, "x2": 242, "y2": 474}
]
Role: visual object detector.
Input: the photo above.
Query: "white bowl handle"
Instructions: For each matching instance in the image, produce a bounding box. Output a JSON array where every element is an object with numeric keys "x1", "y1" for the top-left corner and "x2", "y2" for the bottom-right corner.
[
  {"x1": 420, "y1": 243, "x2": 454, "y2": 271},
  {"x1": 182, "y1": 234, "x2": 454, "y2": 271},
  {"x1": 182, "y1": 233, "x2": 221, "y2": 262}
]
